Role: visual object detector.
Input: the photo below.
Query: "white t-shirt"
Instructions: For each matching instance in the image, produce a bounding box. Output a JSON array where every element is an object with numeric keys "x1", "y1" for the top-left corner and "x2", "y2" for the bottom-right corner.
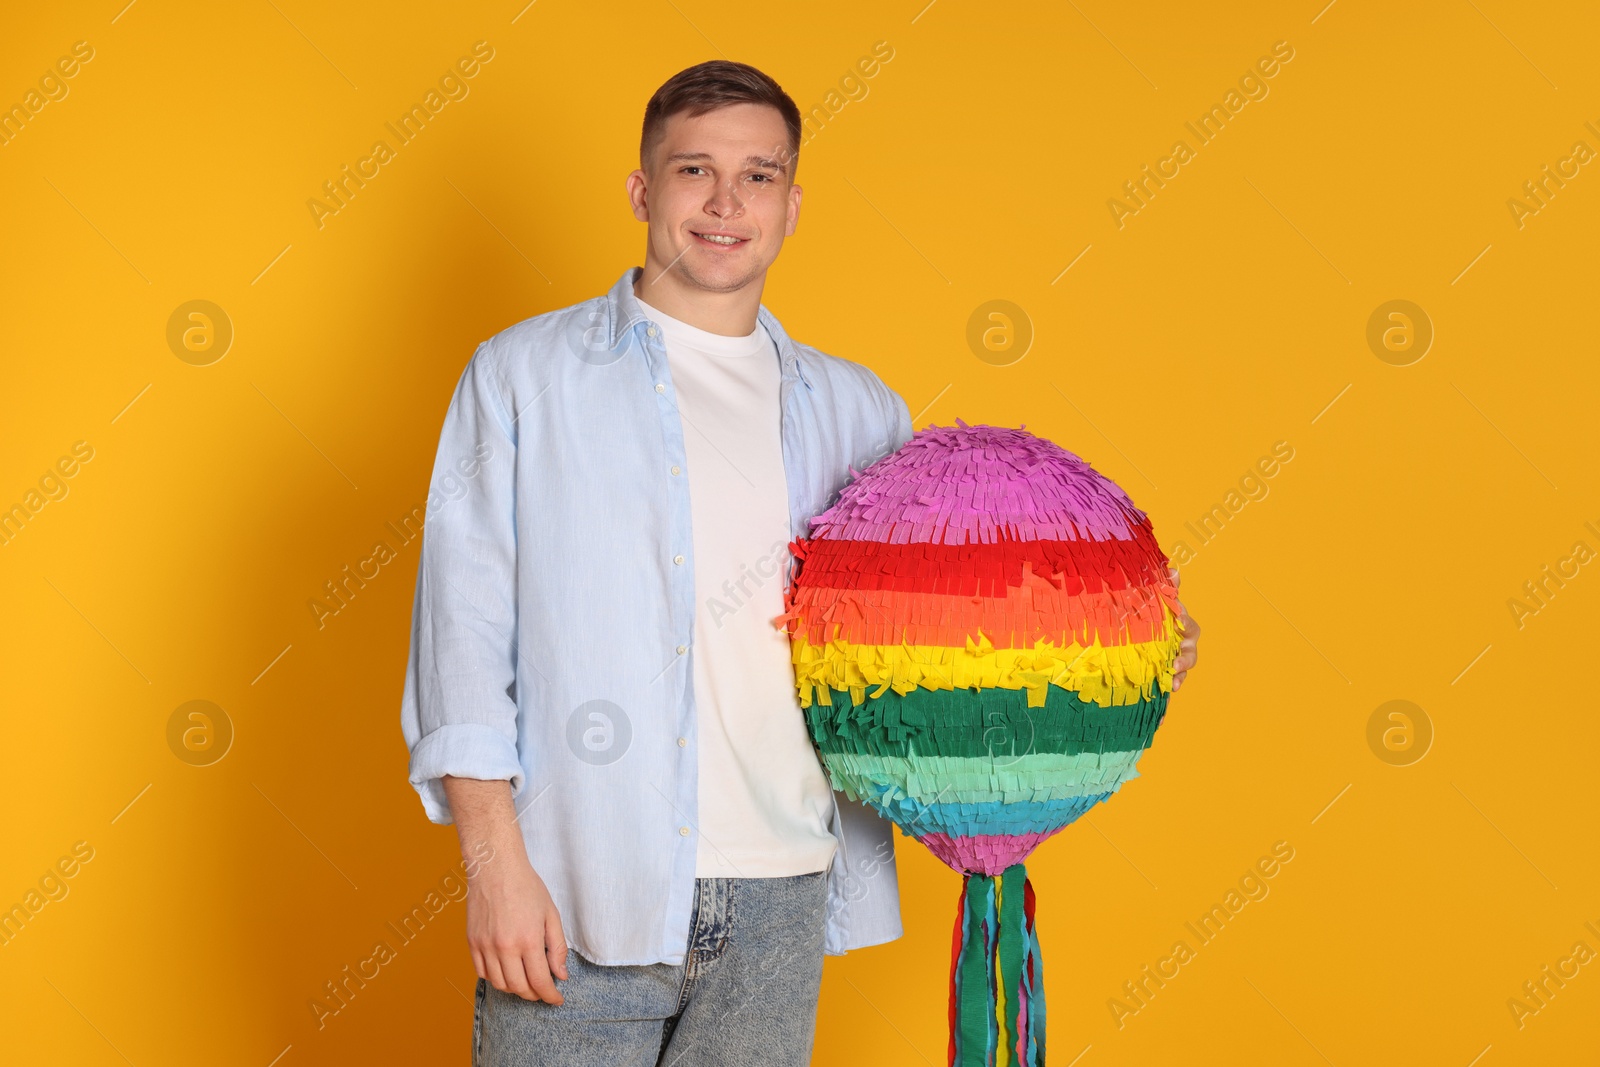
[{"x1": 634, "y1": 294, "x2": 839, "y2": 879}]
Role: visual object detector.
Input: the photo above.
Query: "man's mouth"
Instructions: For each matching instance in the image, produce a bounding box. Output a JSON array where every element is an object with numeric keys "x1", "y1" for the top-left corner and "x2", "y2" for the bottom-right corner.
[{"x1": 691, "y1": 231, "x2": 749, "y2": 248}]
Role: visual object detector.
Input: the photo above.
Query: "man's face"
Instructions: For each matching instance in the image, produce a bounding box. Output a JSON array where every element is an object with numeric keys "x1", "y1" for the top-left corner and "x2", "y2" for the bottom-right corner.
[{"x1": 629, "y1": 102, "x2": 801, "y2": 294}]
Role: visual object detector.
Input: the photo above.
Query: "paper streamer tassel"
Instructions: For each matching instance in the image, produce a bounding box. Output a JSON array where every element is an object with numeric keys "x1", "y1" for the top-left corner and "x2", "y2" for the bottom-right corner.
[{"x1": 948, "y1": 864, "x2": 1045, "y2": 1067}]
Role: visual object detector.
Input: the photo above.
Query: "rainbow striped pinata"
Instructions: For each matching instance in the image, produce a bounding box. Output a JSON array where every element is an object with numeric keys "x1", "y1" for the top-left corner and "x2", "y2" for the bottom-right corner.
[{"x1": 776, "y1": 419, "x2": 1184, "y2": 1067}]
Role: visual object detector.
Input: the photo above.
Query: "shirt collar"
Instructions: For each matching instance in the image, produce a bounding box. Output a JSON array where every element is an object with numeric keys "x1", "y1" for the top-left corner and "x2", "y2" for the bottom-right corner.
[{"x1": 606, "y1": 265, "x2": 814, "y2": 390}]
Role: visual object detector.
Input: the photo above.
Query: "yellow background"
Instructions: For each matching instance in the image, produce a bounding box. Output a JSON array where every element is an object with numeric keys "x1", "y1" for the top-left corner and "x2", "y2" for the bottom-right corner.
[{"x1": 3, "y1": 1, "x2": 1597, "y2": 1063}]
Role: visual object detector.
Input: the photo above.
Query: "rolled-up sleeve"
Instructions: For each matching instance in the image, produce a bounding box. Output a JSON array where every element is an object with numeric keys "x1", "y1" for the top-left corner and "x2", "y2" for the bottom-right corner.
[{"x1": 400, "y1": 343, "x2": 524, "y2": 825}]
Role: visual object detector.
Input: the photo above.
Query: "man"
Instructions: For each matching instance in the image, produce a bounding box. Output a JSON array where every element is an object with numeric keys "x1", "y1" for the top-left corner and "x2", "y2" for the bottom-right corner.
[{"x1": 400, "y1": 60, "x2": 1200, "y2": 1066}]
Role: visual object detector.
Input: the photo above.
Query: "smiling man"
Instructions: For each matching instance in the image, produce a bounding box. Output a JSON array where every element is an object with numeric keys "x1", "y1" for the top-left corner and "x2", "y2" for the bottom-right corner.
[{"x1": 400, "y1": 60, "x2": 1199, "y2": 1067}]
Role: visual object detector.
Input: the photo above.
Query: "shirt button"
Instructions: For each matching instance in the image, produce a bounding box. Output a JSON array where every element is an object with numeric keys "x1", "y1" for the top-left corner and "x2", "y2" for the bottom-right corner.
[
  {"x1": 676, "y1": 644, "x2": 687, "y2": 655},
  {"x1": 679, "y1": 825, "x2": 691, "y2": 836},
  {"x1": 673, "y1": 554, "x2": 685, "y2": 565},
  {"x1": 655, "y1": 383, "x2": 665, "y2": 393},
  {"x1": 678, "y1": 737, "x2": 687, "y2": 747},
  {"x1": 671, "y1": 465, "x2": 681, "y2": 476},
  {"x1": 648, "y1": 326, "x2": 658, "y2": 337}
]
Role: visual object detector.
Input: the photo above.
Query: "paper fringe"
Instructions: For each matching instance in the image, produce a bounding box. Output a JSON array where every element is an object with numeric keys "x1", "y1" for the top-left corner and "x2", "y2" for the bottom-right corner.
[
  {"x1": 786, "y1": 559, "x2": 1176, "y2": 651},
  {"x1": 804, "y1": 682, "x2": 1168, "y2": 760},
  {"x1": 876, "y1": 793, "x2": 1126, "y2": 857},
  {"x1": 811, "y1": 421, "x2": 1146, "y2": 547},
  {"x1": 790, "y1": 628, "x2": 1178, "y2": 711},
  {"x1": 793, "y1": 525, "x2": 1168, "y2": 598},
  {"x1": 825, "y1": 749, "x2": 1144, "y2": 817}
]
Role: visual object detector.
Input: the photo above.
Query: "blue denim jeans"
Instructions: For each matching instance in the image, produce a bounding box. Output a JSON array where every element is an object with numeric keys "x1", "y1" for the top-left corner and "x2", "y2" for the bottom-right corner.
[{"x1": 473, "y1": 870, "x2": 830, "y2": 1066}]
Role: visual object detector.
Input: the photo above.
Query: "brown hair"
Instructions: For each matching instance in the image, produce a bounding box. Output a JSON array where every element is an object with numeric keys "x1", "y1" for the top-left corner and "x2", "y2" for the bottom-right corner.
[{"x1": 640, "y1": 60, "x2": 802, "y2": 179}]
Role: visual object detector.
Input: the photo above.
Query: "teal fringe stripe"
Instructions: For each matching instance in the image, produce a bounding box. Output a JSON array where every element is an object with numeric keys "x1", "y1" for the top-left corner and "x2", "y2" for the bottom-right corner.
[{"x1": 823, "y1": 747, "x2": 1146, "y2": 809}]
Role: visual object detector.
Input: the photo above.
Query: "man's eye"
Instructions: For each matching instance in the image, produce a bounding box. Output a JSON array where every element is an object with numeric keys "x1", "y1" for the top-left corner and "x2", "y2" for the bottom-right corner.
[{"x1": 681, "y1": 166, "x2": 705, "y2": 175}]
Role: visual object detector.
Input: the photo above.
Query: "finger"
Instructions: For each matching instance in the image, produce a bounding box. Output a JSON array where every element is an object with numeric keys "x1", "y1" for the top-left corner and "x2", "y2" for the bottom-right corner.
[
  {"x1": 523, "y1": 950, "x2": 563, "y2": 1005},
  {"x1": 1168, "y1": 566, "x2": 1181, "y2": 587},
  {"x1": 469, "y1": 944, "x2": 486, "y2": 982},
  {"x1": 499, "y1": 952, "x2": 537, "y2": 1002},
  {"x1": 483, "y1": 952, "x2": 510, "y2": 995},
  {"x1": 546, "y1": 913, "x2": 570, "y2": 981}
]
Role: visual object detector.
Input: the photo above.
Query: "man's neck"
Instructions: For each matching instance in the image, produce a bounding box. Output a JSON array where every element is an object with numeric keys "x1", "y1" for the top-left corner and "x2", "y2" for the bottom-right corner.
[{"x1": 632, "y1": 266, "x2": 764, "y2": 337}]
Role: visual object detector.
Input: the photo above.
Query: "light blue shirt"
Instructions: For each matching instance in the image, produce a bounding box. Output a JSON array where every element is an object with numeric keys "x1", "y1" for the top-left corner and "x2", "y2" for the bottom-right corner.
[{"x1": 400, "y1": 266, "x2": 913, "y2": 966}]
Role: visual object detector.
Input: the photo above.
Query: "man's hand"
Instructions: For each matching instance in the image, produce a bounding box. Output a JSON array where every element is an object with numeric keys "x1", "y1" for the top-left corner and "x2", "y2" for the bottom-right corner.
[
  {"x1": 442, "y1": 776, "x2": 570, "y2": 1004},
  {"x1": 1169, "y1": 566, "x2": 1200, "y2": 691},
  {"x1": 467, "y1": 849, "x2": 570, "y2": 1004}
]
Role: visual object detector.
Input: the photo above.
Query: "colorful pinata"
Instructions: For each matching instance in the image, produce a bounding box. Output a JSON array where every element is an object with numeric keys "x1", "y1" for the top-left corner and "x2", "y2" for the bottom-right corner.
[{"x1": 775, "y1": 419, "x2": 1184, "y2": 1067}]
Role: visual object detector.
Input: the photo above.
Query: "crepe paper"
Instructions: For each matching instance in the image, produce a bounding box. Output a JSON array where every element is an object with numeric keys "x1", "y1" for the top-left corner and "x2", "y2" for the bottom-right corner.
[
  {"x1": 790, "y1": 631, "x2": 1176, "y2": 710},
  {"x1": 808, "y1": 421, "x2": 1146, "y2": 546},
  {"x1": 823, "y1": 747, "x2": 1145, "y2": 806},
  {"x1": 998, "y1": 865, "x2": 1024, "y2": 1064},
  {"x1": 867, "y1": 788, "x2": 1119, "y2": 841},
  {"x1": 1021, "y1": 876, "x2": 1045, "y2": 1065},
  {"x1": 794, "y1": 532, "x2": 1166, "y2": 593},
  {"x1": 804, "y1": 683, "x2": 1168, "y2": 759},
  {"x1": 958, "y1": 874, "x2": 994, "y2": 1061},
  {"x1": 787, "y1": 574, "x2": 1176, "y2": 651},
  {"x1": 951, "y1": 866, "x2": 1043, "y2": 1067},
  {"x1": 925, "y1": 829, "x2": 1069, "y2": 877},
  {"x1": 779, "y1": 421, "x2": 1181, "y2": 1066}
]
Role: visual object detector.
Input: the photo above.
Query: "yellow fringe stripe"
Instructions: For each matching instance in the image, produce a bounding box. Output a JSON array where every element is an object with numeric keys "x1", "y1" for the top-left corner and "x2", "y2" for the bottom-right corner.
[{"x1": 791, "y1": 627, "x2": 1179, "y2": 711}]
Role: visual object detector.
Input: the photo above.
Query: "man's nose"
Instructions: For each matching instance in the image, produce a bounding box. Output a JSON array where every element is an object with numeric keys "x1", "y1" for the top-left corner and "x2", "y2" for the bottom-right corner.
[{"x1": 706, "y1": 180, "x2": 745, "y2": 217}]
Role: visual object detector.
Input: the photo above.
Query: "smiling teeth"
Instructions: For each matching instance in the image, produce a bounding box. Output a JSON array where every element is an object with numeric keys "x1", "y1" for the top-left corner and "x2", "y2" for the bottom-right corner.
[{"x1": 698, "y1": 234, "x2": 740, "y2": 244}]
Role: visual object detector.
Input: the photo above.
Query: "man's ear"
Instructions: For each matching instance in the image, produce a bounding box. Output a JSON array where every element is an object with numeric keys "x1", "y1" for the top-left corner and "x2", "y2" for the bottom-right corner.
[
  {"x1": 785, "y1": 182, "x2": 802, "y2": 236},
  {"x1": 626, "y1": 169, "x2": 649, "y2": 222}
]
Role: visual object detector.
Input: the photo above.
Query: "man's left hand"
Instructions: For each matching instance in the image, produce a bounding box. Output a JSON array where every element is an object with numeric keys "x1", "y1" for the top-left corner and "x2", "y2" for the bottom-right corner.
[{"x1": 1169, "y1": 566, "x2": 1200, "y2": 692}]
